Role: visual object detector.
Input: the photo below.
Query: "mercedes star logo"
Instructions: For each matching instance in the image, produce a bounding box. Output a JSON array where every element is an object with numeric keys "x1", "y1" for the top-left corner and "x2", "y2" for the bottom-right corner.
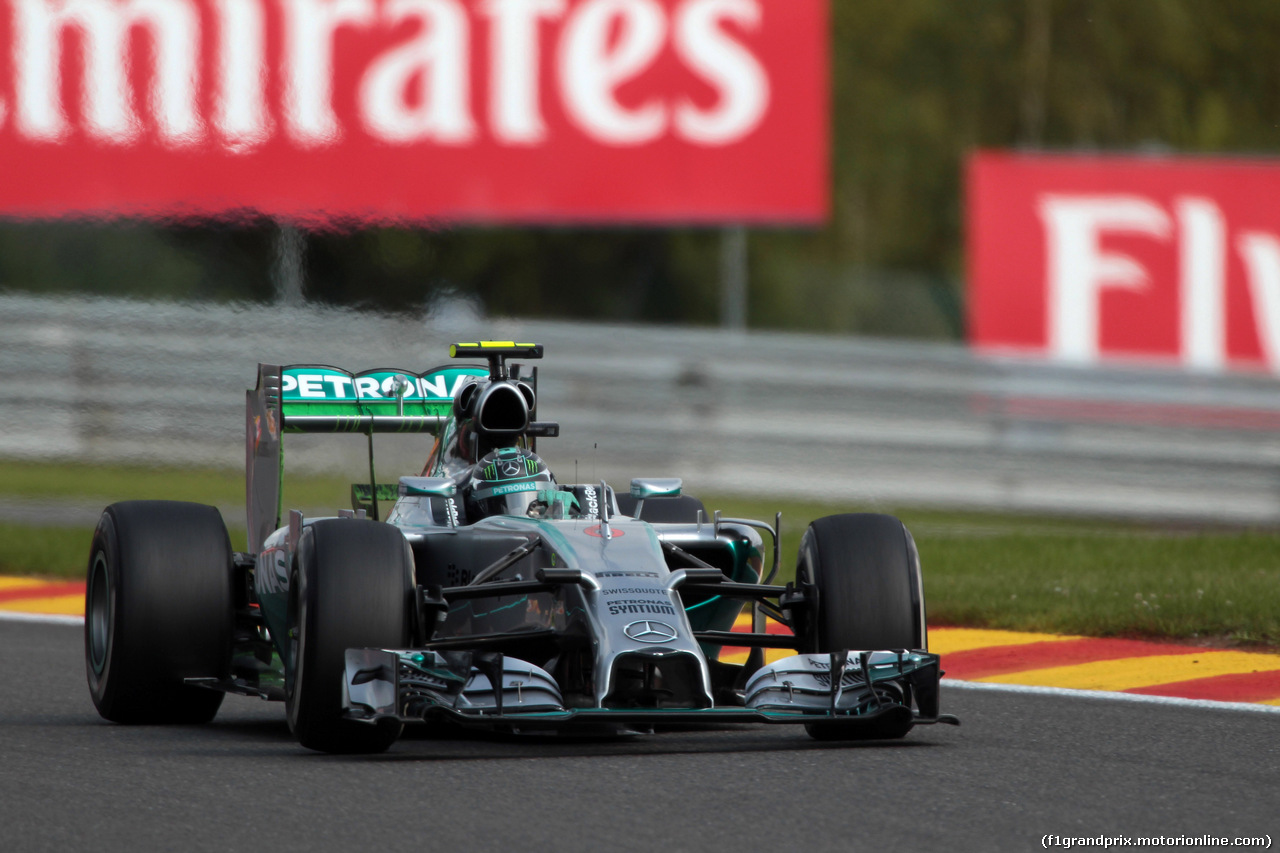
[
  {"x1": 499, "y1": 459, "x2": 524, "y2": 477},
  {"x1": 623, "y1": 620, "x2": 679, "y2": 644}
]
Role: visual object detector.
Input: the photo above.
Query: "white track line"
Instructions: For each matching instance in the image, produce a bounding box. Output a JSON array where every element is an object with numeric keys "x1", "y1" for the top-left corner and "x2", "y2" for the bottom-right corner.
[
  {"x1": 0, "y1": 611, "x2": 84, "y2": 626},
  {"x1": 946, "y1": 678, "x2": 1280, "y2": 714}
]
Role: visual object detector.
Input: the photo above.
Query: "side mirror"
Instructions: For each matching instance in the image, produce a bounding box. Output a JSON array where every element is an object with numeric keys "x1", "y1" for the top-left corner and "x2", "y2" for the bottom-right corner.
[
  {"x1": 398, "y1": 477, "x2": 457, "y2": 498},
  {"x1": 630, "y1": 478, "x2": 682, "y2": 499}
]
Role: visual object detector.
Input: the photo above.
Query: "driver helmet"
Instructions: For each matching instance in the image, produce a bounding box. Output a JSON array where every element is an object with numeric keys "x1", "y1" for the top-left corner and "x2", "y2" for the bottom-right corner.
[{"x1": 468, "y1": 447, "x2": 556, "y2": 518}]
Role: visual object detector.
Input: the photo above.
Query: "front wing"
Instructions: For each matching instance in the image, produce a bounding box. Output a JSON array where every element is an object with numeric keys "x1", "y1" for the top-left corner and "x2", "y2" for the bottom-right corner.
[{"x1": 342, "y1": 647, "x2": 959, "y2": 736}]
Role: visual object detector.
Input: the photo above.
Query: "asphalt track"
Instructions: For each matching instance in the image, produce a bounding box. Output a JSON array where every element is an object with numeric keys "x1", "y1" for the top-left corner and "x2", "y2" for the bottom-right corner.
[{"x1": 2, "y1": 620, "x2": 1276, "y2": 853}]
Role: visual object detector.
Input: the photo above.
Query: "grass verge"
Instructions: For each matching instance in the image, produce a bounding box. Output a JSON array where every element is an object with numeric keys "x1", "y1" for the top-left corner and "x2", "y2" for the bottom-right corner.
[
  {"x1": 3, "y1": 462, "x2": 1277, "y2": 647},
  {"x1": 0, "y1": 459, "x2": 352, "y2": 509},
  {"x1": 0, "y1": 522, "x2": 97, "y2": 581}
]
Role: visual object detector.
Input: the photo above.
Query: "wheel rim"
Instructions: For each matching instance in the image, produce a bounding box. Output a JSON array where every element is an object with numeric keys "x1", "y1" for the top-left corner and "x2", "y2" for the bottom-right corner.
[{"x1": 87, "y1": 552, "x2": 110, "y2": 675}]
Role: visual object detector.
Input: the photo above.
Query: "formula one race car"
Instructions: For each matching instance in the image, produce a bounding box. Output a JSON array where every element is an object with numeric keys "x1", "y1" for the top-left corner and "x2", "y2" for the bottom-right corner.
[{"x1": 85, "y1": 342, "x2": 958, "y2": 753}]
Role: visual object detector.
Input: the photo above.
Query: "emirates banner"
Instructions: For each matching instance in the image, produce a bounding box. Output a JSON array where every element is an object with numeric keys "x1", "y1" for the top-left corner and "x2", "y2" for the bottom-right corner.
[
  {"x1": 0, "y1": 0, "x2": 827, "y2": 224},
  {"x1": 969, "y1": 152, "x2": 1280, "y2": 374}
]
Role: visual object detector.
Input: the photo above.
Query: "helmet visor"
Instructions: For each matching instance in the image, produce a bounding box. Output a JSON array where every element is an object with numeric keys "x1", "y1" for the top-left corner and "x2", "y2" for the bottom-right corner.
[{"x1": 474, "y1": 481, "x2": 541, "y2": 517}]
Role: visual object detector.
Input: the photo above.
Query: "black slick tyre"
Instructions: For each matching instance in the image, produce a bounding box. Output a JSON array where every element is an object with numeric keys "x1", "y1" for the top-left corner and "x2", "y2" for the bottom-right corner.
[
  {"x1": 795, "y1": 513, "x2": 926, "y2": 740},
  {"x1": 286, "y1": 519, "x2": 414, "y2": 754},
  {"x1": 797, "y1": 513, "x2": 925, "y2": 653},
  {"x1": 85, "y1": 501, "x2": 234, "y2": 724}
]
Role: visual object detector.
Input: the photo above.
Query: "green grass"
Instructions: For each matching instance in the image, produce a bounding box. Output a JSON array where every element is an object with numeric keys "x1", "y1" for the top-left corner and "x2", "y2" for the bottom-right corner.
[
  {"x1": 693, "y1": 496, "x2": 1280, "y2": 648},
  {"x1": 3, "y1": 462, "x2": 1278, "y2": 647},
  {"x1": 0, "y1": 459, "x2": 352, "y2": 509},
  {"x1": 0, "y1": 521, "x2": 250, "y2": 579},
  {"x1": 0, "y1": 522, "x2": 98, "y2": 581},
  {"x1": 917, "y1": 529, "x2": 1280, "y2": 647},
  {"x1": 0, "y1": 459, "x2": 349, "y2": 574}
]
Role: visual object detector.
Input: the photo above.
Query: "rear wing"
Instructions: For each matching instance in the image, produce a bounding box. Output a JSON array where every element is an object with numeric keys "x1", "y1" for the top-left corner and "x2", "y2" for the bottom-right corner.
[{"x1": 246, "y1": 363, "x2": 486, "y2": 552}]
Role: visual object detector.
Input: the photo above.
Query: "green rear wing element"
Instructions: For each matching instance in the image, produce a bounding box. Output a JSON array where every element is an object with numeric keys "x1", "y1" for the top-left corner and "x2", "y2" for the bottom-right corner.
[
  {"x1": 278, "y1": 364, "x2": 486, "y2": 433},
  {"x1": 246, "y1": 363, "x2": 486, "y2": 552}
]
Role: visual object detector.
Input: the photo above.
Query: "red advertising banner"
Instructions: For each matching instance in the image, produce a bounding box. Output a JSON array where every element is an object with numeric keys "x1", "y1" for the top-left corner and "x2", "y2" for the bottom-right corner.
[
  {"x1": 0, "y1": 0, "x2": 827, "y2": 224},
  {"x1": 968, "y1": 152, "x2": 1280, "y2": 374}
]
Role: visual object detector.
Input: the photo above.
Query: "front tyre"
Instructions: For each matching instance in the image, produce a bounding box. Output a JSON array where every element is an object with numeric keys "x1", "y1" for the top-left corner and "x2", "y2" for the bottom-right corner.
[
  {"x1": 286, "y1": 519, "x2": 414, "y2": 754},
  {"x1": 796, "y1": 513, "x2": 925, "y2": 654},
  {"x1": 85, "y1": 501, "x2": 233, "y2": 724},
  {"x1": 795, "y1": 513, "x2": 926, "y2": 741}
]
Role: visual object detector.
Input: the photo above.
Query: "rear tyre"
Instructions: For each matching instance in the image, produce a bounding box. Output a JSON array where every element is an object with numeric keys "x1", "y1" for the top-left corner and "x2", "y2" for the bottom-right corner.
[
  {"x1": 795, "y1": 513, "x2": 925, "y2": 741},
  {"x1": 85, "y1": 501, "x2": 233, "y2": 724},
  {"x1": 286, "y1": 519, "x2": 414, "y2": 754}
]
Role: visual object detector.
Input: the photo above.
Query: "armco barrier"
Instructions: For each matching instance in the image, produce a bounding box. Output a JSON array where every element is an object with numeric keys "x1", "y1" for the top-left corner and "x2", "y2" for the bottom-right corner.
[{"x1": 2, "y1": 293, "x2": 1279, "y2": 523}]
